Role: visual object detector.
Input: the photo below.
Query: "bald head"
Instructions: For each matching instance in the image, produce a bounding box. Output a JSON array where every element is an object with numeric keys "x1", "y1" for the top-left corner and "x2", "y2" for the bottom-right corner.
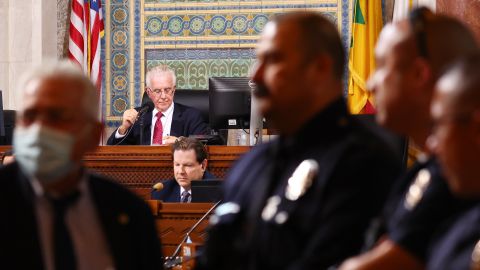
[
  {"x1": 370, "y1": 8, "x2": 478, "y2": 146},
  {"x1": 436, "y1": 52, "x2": 480, "y2": 116},
  {"x1": 420, "y1": 12, "x2": 478, "y2": 79},
  {"x1": 378, "y1": 9, "x2": 477, "y2": 79},
  {"x1": 271, "y1": 12, "x2": 345, "y2": 80},
  {"x1": 252, "y1": 11, "x2": 345, "y2": 136},
  {"x1": 429, "y1": 52, "x2": 480, "y2": 197}
]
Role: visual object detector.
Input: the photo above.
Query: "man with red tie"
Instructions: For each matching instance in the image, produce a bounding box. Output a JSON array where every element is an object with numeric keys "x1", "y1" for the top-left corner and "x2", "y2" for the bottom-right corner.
[{"x1": 107, "y1": 64, "x2": 209, "y2": 145}]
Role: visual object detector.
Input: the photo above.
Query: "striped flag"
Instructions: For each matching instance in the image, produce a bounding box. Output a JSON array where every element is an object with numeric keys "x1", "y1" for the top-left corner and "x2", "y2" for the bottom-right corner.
[
  {"x1": 68, "y1": 0, "x2": 104, "y2": 91},
  {"x1": 347, "y1": 0, "x2": 383, "y2": 114}
]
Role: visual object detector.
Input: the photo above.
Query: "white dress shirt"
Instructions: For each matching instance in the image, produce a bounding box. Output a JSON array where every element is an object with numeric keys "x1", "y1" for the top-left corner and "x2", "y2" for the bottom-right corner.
[
  {"x1": 180, "y1": 186, "x2": 192, "y2": 203},
  {"x1": 150, "y1": 103, "x2": 174, "y2": 145}
]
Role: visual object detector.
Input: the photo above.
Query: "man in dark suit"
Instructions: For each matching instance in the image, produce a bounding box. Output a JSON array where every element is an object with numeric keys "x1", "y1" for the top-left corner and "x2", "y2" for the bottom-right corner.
[
  {"x1": 197, "y1": 12, "x2": 401, "y2": 270},
  {"x1": 151, "y1": 136, "x2": 215, "y2": 202},
  {"x1": 0, "y1": 60, "x2": 163, "y2": 270},
  {"x1": 425, "y1": 53, "x2": 480, "y2": 270},
  {"x1": 107, "y1": 64, "x2": 209, "y2": 146}
]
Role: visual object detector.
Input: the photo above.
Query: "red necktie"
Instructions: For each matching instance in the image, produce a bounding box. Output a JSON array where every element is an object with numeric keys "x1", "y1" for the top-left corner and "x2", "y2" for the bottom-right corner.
[{"x1": 152, "y1": 112, "x2": 163, "y2": 145}]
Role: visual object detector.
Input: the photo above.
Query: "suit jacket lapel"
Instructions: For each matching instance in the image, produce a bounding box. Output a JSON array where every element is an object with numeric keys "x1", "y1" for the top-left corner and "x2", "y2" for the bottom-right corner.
[
  {"x1": 162, "y1": 179, "x2": 181, "y2": 202},
  {"x1": 141, "y1": 111, "x2": 153, "y2": 145},
  {"x1": 88, "y1": 176, "x2": 129, "y2": 268},
  {"x1": 170, "y1": 103, "x2": 183, "y2": 137},
  {"x1": 8, "y1": 165, "x2": 45, "y2": 269},
  {"x1": 170, "y1": 181, "x2": 181, "y2": 202}
]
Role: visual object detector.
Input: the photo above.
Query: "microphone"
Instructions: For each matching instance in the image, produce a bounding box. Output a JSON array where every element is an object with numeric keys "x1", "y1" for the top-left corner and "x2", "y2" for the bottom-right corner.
[
  {"x1": 137, "y1": 101, "x2": 154, "y2": 144},
  {"x1": 164, "y1": 200, "x2": 222, "y2": 269},
  {"x1": 136, "y1": 100, "x2": 154, "y2": 116},
  {"x1": 153, "y1": 182, "x2": 164, "y2": 191},
  {"x1": 114, "y1": 101, "x2": 154, "y2": 146}
]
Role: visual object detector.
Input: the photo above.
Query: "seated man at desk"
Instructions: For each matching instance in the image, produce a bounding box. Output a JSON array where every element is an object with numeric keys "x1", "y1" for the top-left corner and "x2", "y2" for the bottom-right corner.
[
  {"x1": 107, "y1": 64, "x2": 209, "y2": 145},
  {"x1": 151, "y1": 137, "x2": 216, "y2": 202}
]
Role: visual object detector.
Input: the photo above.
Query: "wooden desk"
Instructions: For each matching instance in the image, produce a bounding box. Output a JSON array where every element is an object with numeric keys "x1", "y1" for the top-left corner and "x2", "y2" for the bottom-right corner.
[
  {"x1": 147, "y1": 201, "x2": 214, "y2": 257},
  {"x1": 0, "y1": 145, "x2": 250, "y2": 199}
]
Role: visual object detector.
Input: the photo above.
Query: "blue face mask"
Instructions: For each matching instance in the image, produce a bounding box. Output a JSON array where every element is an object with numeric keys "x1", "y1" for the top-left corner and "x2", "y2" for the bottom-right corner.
[{"x1": 13, "y1": 123, "x2": 76, "y2": 184}]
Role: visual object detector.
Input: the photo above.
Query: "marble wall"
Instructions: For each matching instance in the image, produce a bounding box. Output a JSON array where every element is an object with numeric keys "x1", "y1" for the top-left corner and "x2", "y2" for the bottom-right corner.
[{"x1": 0, "y1": 0, "x2": 58, "y2": 110}]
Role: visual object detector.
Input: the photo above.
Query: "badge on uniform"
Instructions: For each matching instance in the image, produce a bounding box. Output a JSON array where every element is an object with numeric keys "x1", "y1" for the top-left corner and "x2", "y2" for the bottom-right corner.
[
  {"x1": 261, "y1": 159, "x2": 319, "y2": 224},
  {"x1": 404, "y1": 168, "x2": 431, "y2": 210},
  {"x1": 285, "y1": 159, "x2": 319, "y2": 201}
]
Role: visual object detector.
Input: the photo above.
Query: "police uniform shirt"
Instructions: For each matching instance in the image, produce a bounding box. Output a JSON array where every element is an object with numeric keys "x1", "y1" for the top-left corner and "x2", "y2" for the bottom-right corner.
[
  {"x1": 199, "y1": 98, "x2": 401, "y2": 270},
  {"x1": 426, "y1": 203, "x2": 480, "y2": 270},
  {"x1": 386, "y1": 158, "x2": 474, "y2": 261}
]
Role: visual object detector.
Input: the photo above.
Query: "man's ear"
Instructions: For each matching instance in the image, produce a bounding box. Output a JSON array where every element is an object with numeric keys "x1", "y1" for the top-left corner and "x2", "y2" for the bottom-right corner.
[
  {"x1": 201, "y1": 159, "x2": 208, "y2": 171},
  {"x1": 411, "y1": 58, "x2": 432, "y2": 89},
  {"x1": 146, "y1": 87, "x2": 154, "y2": 101}
]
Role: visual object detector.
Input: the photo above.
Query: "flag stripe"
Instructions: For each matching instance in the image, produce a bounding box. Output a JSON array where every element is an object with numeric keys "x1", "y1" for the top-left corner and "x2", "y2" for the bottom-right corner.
[{"x1": 68, "y1": 0, "x2": 104, "y2": 124}]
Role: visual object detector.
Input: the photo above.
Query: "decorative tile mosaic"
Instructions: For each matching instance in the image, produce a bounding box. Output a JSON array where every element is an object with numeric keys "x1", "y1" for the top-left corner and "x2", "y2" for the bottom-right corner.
[{"x1": 103, "y1": 0, "x2": 353, "y2": 127}]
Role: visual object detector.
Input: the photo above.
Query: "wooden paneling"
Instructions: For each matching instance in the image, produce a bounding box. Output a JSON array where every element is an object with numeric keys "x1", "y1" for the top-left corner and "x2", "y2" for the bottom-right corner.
[
  {"x1": 0, "y1": 145, "x2": 250, "y2": 199},
  {"x1": 147, "y1": 201, "x2": 215, "y2": 257}
]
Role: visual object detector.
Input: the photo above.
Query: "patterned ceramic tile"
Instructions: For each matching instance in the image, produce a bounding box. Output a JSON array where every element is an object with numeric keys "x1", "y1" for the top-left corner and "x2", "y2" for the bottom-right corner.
[{"x1": 103, "y1": 0, "x2": 353, "y2": 127}]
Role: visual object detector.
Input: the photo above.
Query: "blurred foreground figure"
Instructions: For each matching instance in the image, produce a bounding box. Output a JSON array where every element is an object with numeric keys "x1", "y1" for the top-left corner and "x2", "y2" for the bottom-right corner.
[
  {"x1": 0, "y1": 60, "x2": 163, "y2": 270},
  {"x1": 197, "y1": 12, "x2": 401, "y2": 270},
  {"x1": 340, "y1": 7, "x2": 477, "y2": 270},
  {"x1": 426, "y1": 53, "x2": 480, "y2": 270}
]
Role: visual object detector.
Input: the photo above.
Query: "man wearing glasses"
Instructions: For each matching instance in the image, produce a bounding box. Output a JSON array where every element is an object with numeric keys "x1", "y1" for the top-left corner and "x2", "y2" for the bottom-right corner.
[{"x1": 107, "y1": 64, "x2": 209, "y2": 145}]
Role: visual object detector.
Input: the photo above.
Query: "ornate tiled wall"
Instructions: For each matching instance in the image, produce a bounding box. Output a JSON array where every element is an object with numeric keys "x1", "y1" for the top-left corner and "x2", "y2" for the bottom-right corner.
[{"x1": 104, "y1": 0, "x2": 353, "y2": 127}]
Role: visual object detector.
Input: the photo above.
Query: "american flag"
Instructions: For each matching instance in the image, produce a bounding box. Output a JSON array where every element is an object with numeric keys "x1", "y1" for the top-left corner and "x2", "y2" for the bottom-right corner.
[{"x1": 68, "y1": 0, "x2": 104, "y2": 91}]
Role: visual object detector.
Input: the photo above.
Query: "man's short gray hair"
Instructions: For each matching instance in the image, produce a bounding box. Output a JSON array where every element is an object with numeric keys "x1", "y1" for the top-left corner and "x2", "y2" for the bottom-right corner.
[{"x1": 145, "y1": 64, "x2": 177, "y2": 88}]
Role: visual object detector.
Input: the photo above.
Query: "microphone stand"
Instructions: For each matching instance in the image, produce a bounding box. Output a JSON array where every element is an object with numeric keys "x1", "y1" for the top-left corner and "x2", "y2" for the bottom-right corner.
[
  {"x1": 114, "y1": 105, "x2": 151, "y2": 146},
  {"x1": 164, "y1": 200, "x2": 222, "y2": 269},
  {"x1": 139, "y1": 113, "x2": 145, "y2": 145}
]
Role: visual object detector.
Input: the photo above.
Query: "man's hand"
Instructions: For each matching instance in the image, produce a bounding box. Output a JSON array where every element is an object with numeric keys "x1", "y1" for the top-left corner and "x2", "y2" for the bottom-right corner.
[
  {"x1": 118, "y1": 108, "x2": 139, "y2": 135},
  {"x1": 163, "y1": 135, "x2": 178, "y2": 145}
]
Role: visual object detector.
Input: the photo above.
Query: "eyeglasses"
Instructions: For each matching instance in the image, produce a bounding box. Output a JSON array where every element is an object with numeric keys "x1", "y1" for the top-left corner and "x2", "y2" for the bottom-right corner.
[
  {"x1": 147, "y1": 87, "x2": 174, "y2": 96},
  {"x1": 408, "y1": 7, "x2": 434, "y2": 59}
]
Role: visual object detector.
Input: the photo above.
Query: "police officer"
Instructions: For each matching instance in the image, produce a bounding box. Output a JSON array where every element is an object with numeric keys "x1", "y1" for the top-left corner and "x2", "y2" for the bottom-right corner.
[
  {"x1": 340, "y1": 8, "x2": 478, "y2": 270},
  {"x1": 425, "y1": 53, "x2": 480, "y2": 270},
  {"x1": 197, "y1": 12, "x2": 401, "y2": 270}
]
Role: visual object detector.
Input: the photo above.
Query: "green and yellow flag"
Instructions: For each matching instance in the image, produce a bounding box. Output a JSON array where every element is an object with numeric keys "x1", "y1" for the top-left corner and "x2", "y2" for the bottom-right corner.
[{"x1": 348, "y1": 0, "x2": 383, "y2": 114}]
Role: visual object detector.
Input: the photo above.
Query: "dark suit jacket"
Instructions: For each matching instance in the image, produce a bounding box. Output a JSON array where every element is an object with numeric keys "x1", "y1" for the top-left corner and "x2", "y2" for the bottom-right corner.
[
  {"x1": 151, "y1": 171, "x2": 216, "y2": 202},
  {"x1": 0, "y1": 162, "x2": 163, "y2": 270},
  {"x1": 107, "y1": 102, "x2": 209, "y2": 145},
  {"x1": 198, "y1": 98, "x2": 402, "y2": 270}
]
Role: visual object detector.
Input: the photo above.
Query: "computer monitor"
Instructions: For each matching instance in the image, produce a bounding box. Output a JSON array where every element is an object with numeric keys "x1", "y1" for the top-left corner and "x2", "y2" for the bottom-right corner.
[
  {"x1": 209, "y1": 77, "x2": 251, "y2": 130},
  {"x1": 190, "y1": 179, "x2": 223, "y2": 202}
]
